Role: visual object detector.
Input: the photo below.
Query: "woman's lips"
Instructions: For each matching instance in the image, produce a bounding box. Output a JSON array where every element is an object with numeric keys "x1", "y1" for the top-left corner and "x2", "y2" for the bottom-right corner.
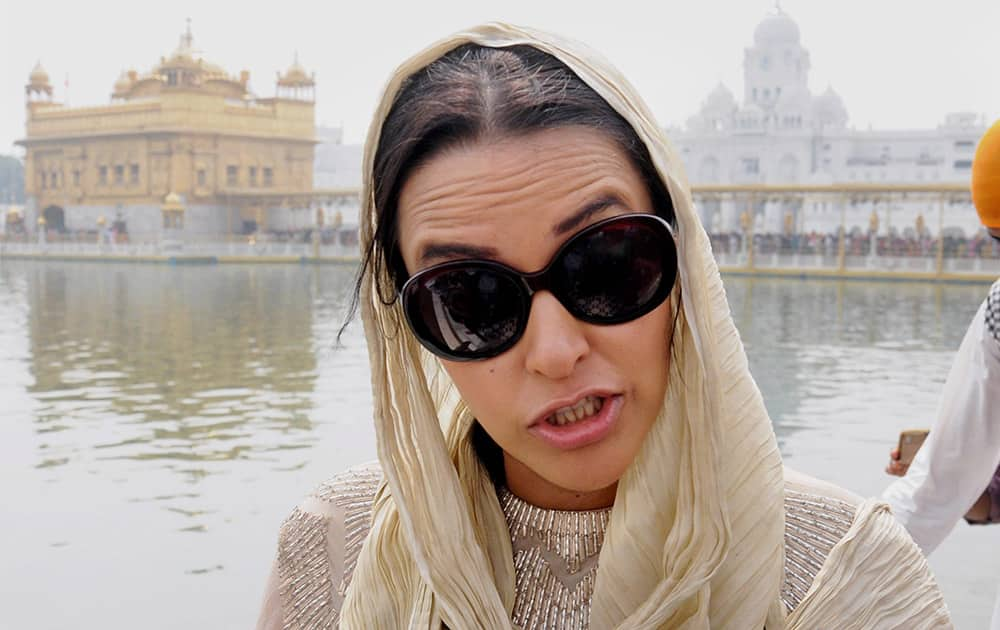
[{"x1": 527, "y1": 394, "x2": 622, "y2": 451}]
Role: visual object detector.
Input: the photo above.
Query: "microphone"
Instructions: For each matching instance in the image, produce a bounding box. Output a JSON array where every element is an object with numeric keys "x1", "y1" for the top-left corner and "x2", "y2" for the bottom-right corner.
[{"x1": 972, "y1": 119, "x2": 1000, "y2": 229}]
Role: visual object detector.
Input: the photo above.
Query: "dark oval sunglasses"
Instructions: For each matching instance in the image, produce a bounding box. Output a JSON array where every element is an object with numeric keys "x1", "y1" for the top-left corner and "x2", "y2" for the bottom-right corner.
[{"x1": 400, "y1": 213, "x2": 678, "y2": 361}]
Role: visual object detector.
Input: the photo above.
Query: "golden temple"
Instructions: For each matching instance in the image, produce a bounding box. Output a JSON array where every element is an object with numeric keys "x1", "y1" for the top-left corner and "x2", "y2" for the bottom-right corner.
[{"x1": 17, "y1": 21, "x2": 316, "y2": 239}]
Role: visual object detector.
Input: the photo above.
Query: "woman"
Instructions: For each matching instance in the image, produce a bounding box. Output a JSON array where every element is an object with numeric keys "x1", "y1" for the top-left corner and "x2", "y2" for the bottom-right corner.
[{"x1": 259, "y1": 24, "x2": 950, "y2": 629}]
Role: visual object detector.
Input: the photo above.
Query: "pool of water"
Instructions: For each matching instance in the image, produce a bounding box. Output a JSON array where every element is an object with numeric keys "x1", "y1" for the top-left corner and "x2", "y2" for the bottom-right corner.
[{"x1": 0, "y1": 261, "x2": 994, "y2": 628}]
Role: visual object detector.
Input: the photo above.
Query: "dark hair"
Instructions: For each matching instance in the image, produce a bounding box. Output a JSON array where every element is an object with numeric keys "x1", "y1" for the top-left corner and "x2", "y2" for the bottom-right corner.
[
  {"x1": 343, "y1": 43, "x2": 679, "y2": 483},
  {"x1": 347, "y1": 43, "x2": 675, "y2": 308}
]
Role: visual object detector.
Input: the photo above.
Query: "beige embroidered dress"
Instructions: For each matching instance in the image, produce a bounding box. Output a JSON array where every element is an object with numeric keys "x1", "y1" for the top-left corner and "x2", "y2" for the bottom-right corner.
[{"x1": 257, "y1": 464, "x2": 920, "y2": 630}]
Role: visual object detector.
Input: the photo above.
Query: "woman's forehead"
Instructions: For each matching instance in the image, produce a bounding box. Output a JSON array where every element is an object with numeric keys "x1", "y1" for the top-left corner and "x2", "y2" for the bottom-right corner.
[{"x1": 396, "y1": 127, "x2": 653, "y2": 271}]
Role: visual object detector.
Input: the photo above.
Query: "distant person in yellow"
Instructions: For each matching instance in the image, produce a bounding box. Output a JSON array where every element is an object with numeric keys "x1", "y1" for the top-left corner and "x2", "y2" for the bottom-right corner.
[
  {"x1": 884, "y1": 119, "x2": 1000, "y2": 629},
  {"x1": 258, "y1": 23, "x2": 950, "y2": 629}
]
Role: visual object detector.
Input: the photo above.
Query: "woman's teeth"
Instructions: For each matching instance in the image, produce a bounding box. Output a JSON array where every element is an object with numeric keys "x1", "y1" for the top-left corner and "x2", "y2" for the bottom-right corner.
[{"x1": 546, "y1": 396, "x2": 604, "y2": 426}]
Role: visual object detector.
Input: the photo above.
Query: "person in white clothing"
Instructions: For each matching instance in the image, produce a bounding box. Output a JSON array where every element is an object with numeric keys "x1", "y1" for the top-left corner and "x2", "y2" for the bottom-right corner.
[
  {"x1": 883, "y1": 279, "x2": 1000, "y2": 549},
  {"x1": 883, "y1": 118, "x2": 1000, "y2": 629}
]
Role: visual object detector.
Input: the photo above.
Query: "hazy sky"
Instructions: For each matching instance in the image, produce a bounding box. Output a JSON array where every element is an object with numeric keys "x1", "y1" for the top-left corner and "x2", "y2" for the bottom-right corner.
[{"x1": 3, "y1": 0, "x2": 998, "y2": 154}]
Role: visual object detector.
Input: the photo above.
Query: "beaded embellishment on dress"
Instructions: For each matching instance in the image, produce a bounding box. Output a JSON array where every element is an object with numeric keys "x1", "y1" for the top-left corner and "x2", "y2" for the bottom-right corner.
[
  {"x1": 780, "y1": 489, "x2": 855, "y2": 612},
  {"x1": 276, "y1": 464, "x2": 382, "y2": 630},
  {"x1": 270, "y1": 464, "x2": 860, "y2": 628},
  {"x1": 499, "y1": 487, "x2": 611, "y2": 630}
]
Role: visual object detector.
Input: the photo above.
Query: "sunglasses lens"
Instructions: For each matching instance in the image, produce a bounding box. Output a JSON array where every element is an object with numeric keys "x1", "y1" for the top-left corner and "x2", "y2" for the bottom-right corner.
[
  {"x1": 555, "y1": 218, "x2": 675, "y2": 323},
  {"x1": 401, "y1": 214, "x2": 677, "y2": 361},
  {"x1": 403, "y1": 265, "x2": 525, "y2": 360}
]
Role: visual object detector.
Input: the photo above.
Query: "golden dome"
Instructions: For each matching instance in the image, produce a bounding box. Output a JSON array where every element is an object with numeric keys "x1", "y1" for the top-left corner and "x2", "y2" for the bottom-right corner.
[
  {"x1": 157, "y1": 20, "x2": 216, "y2": 73},
  {"x1": 29, "y1": 61, "x2": 50, "y2": 86},
  {"x1": 150, "y1": 21, "x2": 245, "y2": 98},
  {"x1": 278, "y1": 54, "x2": 314, "y2": 87},
  {"x1": 201, "y1": 61, "x2": 227, "y2": 76}
]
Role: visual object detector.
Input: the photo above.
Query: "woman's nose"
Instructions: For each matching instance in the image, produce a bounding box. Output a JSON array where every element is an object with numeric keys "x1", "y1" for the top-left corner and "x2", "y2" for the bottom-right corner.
[{"x1": 520, "y1": 290, "x2": 590, "y2": 380}]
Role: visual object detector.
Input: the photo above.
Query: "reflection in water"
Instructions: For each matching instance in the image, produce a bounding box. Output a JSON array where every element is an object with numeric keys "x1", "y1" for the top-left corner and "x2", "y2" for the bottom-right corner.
[
  {"x1": 724, "y1": 278, "x2": 982, "y2": 453},
  {"x1": 1, "y1": 261, "x2": 376, "y2": 630},
  {"x1": 727, "y1": 277, "x2": 975, "y2": 350},
  {"x1": 9, "y1": 261, "x2": 364, "y2": 559},
  {"x1": 2, "y1": 264, "x2": 996, "y2": 629},
  {"x1": 724, "y1": 277, "x2": 997, "y2": 629},
  {"x1": 24, "y1": 264, "x2": 327, "y2": 473}
]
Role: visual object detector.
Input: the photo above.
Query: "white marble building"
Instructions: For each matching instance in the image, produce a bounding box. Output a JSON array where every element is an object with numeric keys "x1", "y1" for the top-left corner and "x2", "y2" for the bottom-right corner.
[
  {"x1": 310, "y1": 10, "x2": 991, "y2": 240},
  {"x1": 670, "y1": 8, "x2": 990, "y2": 238}
]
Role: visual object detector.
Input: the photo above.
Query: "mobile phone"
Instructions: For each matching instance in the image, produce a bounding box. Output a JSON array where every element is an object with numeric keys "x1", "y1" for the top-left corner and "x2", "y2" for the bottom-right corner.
[{"x1": 897, "y1": 429, "x2": 930, "y2": 466}]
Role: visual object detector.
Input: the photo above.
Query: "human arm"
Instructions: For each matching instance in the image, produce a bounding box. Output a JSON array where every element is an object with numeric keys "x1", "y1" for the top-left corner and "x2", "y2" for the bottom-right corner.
[
  {"x1": 881, "y1": 284, "x2": 1000, "y2": 554},
  {"x1": 964, "y1": 464, "x2": 1000, "y2": 524},
  {"x1": 784, "y1": 499, "x2": 952, "y2": 629},
  {"x1": 256, "y1": 463, "x2": 382, "y2": 630},
  {"x1": 885, "y1": 446, "x2": 993, "y2": 523},
  {"x1": 963, "y1": 491, "x2": 992, "y2": 523}
]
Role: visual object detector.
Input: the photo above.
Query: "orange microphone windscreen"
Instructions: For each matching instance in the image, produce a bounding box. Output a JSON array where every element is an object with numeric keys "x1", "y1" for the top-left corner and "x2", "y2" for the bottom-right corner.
[{"x1": 972, "y1": 119, "x2": 1000, "y2": 228}]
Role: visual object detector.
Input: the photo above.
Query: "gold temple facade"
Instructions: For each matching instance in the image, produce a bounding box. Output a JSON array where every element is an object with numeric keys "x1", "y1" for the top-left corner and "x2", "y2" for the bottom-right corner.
[{"x1": 16, "y1": 23, "x2": 316, "y2": 239}]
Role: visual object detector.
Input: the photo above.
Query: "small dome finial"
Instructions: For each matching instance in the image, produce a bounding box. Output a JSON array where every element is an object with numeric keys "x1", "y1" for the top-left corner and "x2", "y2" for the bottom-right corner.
[
  {"x1": 30, "y1": 60, "x2": 49, "y2": 82},
  {"x1": 28, "y1": 60, "x2": 51, "y2": 88},
  {"x1": 174, "y1": 18, "x2": 195, "y2": 58}
]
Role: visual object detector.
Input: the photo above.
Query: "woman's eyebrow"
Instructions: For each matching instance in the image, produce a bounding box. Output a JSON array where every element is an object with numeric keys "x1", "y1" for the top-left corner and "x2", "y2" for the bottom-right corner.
[
  {"x1": 418, "y1": 194, "x2": 625, "y2": 265},
  {"x1": 551, "y1": 194, "x2": 625, "y2": 236},
  {"x1": 420, "y1": 242, "x2": 500, "y2": 266}
]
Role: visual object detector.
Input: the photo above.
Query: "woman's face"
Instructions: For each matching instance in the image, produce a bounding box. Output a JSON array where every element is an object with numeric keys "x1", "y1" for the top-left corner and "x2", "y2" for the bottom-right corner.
[{"x1": 397, "y1": 126, "x2": 673, "y2": 510}]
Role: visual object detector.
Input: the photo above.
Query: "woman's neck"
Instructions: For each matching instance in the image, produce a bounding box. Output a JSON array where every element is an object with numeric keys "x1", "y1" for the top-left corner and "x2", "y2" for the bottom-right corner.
[{"x1": 503, "y1": 456, "x2": 617, "y2": 510}]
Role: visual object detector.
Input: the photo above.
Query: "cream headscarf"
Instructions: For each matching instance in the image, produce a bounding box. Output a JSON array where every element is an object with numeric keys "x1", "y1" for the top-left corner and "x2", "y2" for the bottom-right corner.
[{"x1": 341, "y1": 23, "x2": 946, "y2": 630}]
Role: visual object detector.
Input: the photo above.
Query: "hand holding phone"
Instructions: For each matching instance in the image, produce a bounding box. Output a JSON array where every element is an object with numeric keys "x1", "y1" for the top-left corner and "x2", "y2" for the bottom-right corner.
[{"x1": 896, "y1": 429, "x2": 930, "y2": 467}]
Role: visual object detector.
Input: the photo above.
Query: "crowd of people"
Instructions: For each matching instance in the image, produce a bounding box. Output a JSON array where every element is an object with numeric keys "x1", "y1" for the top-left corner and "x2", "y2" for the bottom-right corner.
[{"x1": 707, "y1": 229, "x2": 1000, "y2": 259}]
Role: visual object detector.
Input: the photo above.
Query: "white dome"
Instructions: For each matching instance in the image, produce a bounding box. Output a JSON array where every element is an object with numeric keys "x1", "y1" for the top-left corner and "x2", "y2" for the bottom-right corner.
[
  {"x1": 703, "y1": 82, "x2": 738, "y2": 114},
  {"x1": 812, "y1": 86, "x2": 848, "y2": 126},
  {"x1": 754, "y1": 9, "x2": 801, "y2": 45},
  {"x1": 814, "y1": 86, "x2": 845, "y2": 108}
]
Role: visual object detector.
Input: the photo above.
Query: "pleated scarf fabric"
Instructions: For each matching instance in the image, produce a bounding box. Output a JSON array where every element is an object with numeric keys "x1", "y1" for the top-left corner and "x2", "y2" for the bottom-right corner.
[{"x1": 340, "y1": 22, "x2": 949, "y2": 630}]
